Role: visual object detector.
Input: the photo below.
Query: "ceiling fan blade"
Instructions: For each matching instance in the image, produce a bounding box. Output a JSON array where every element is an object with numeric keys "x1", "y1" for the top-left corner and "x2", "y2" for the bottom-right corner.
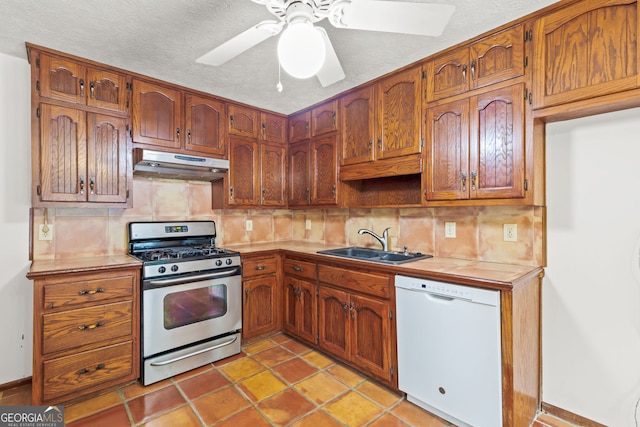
[
  {"x1": 335, "y1": 0, "x2": 455, "y2": 37},
  {"x1": 316, "y1": 28, "x2": 345, "y2": 87},
  {"x1": 196, "y1": 20, "x2": 283, "y2": 66}
]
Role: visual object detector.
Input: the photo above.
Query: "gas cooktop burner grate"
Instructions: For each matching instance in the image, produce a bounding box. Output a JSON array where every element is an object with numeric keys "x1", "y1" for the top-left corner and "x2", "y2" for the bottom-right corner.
[{"x1": 134, "y1": 245, "x2": 233, "y2": 262}]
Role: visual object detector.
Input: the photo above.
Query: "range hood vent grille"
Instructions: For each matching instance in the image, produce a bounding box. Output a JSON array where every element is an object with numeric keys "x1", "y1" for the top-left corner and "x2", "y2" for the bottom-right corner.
[{"x1": 133, "y1": 149, "x2": 229, "y2": 182}]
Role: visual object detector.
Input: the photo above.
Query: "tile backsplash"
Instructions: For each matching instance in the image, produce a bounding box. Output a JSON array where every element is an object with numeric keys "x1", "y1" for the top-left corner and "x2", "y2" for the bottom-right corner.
[{"x1": 32, "y1": 178, "x2": 543, "y2": 266}]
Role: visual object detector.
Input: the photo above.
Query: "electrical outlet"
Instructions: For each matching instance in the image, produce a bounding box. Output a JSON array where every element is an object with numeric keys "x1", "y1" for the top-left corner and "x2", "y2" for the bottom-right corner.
[
  {"x1": 305, "y1": 219, "x2": 311, "y2": 230},
  {"x1": 39, "y1": 224, "x2": 53, "y2": 241},
  {"x1": 246, "y1": 220, "x2": 253, "y2": 231},
  {"x1": 503, "y1": 224, "x2": 517, "y2": 242},
  {"x1": 444, "y1": 221, "x2": 456, "y2": 238}
]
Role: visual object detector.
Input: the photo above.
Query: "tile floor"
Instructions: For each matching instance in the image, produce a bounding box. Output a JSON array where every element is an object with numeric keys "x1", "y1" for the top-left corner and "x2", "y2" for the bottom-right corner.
[{"x1": 1, "y1": 333, "x2": 575, "y2": 427}]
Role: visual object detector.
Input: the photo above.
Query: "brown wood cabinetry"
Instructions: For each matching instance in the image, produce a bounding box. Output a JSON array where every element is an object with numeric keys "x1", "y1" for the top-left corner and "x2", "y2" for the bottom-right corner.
[
  {"x1": 288, "y1": 135, "x2": 338, "y2": 207},
  {"x1": 340, "y1": 67, "x2": 422, "y2": 180},
  {"x1": 533, "y1": 0, "x2": 639, "y2": 109},
  {"x1": 425, "y1": 25, "x2": 525, "y2": 102},
  {"x1": 184, "y1": 94, "x2": 226, "y2": 156},
  {"x1": 311, "y1": 100, "x2": 338, "y2": 137},
  {"x1": 424, "y1": 83, "x2": 526, "y2": 202},
  {"x1": 242, "y1": 254, "x2": 281, "y2": 340},
  {"x1": 288, "y1": 111, "x2": 310, "y2": 143},
  {"x1": 261, "y1": 112, "x2": 287, "y2": 144},
  {"x1": 317, "y1": 263, "x2": 395, "y2": 387},
  {"x1": 228, "y1": 104, "x2": 259, "y2": 139},
  {"x1": 39, "y1": 53, "x2": 129, "y2": 113},
  {"x1": 282, "y1": 257, "x2": 317, "y2": 345},
  {"x1": 226, "y1": 137, "x2": 286, "y2": 207},
  {"x1": 28, "y1": 265, "x2": 140, "y2": 405}
]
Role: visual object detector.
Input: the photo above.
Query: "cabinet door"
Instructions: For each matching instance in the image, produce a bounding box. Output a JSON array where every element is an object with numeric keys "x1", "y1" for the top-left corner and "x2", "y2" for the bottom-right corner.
[
  {"x1": 340, "y1": 86, "x2": 375, "y2": 165},
  {"x1": 425, "y1": 48, "x2": 470, "y2": 102},
  {"x1": 39, "y1": 54, "x2": 87, "y2": 105},
  {"x1": 288, "y1": 111, "x2": 310, "y2": 143},
  {"x1": 311, "y1": 135, "x2": 338, "y2": 205},
  {"x1": 533, "y1": 0, "x2": 639, "y2": 109},
  {"x1": 86, "y1": 113, "x2": 129, "y2": 204},
  {"x1": 288, "y1": 141, "x2": 310, "y2": 206},
  {"x1": 86, "y1": 68, "x2": 129, "y2": 113},
  {"x1": 311, "y1": 100, "x2": 338, "y2": 137},
  {"x1": 377, "y1": 66, "x2": 423, "y2": 160},
  {"x1": 260, "y1": 142, "x2": 286, "y2": 206},
  {"x1": 228, "y1": 104, "x2": 259, "y2": 139},
  {"x1": 243, "y1": 276, "x2": 279, "y2": 340},
  {"x1": 350, "y1": 294, "x2": 392, "y2": 382},
  {"x1": 424, "y1": 99, "x2": 470, "y2": 201},
  {"x1": 297, "y1": 279, "x2": 318, "y2": 345},
  {"x1": 261, "y1": 113, "x2": 287, "y2": 144},
  {"x1": 228, "y1": 137, "x2": 259, "y2": 206},
  {"x1": 131, "y1": 80, "x2": 182, "y2": 149},
  {"x1": 318, "y1": 286, "x2": 350, "y2": 361},
  {"x1": 39, "y1": 104, "x2": 87, "y2": 202},
  {"x1": 469, "y1": 84, "x2": 525, "y2": 199},
  {"x1": 184, "y1": 94, "x2": 226, "y2": 156},
  {"x1": 470, "y1": 25, "x2": 525, "y2": 90},
  {"x1": 283, "y1": 277, "x2": 300, "y2": 337}
]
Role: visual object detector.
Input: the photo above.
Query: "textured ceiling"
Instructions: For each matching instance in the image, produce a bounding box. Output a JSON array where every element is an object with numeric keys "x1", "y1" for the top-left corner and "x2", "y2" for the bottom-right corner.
[{"x1": 1, "y1": 0, "x2": 558, "y2": 114}]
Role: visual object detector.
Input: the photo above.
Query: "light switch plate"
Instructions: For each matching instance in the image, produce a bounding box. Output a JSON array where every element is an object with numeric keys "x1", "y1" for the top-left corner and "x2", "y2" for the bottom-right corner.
[
  {"x1": 39, "y1": 224, "x2": 53, "y2": 241},
  {"x1": 444, "y1": 221, "x2": 456, "y2": 238}
]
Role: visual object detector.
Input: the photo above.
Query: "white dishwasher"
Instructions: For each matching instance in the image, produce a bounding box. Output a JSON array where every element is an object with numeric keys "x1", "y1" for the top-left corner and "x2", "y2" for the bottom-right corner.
[{"x1": 395, "y1": 275, "x2": 502, "y2": 427}]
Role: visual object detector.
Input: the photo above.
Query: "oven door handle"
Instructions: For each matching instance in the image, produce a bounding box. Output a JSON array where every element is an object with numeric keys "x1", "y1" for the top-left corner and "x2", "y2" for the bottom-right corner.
[
  {"x1": 149, "y1": 336, "x2": 238, "y2": 367},
  {"x1": 145, "y1": 267, "x2": 241, "y2": 288}
]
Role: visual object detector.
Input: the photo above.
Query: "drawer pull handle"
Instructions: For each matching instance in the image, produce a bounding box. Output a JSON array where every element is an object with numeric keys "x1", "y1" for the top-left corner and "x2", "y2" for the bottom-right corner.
[
  {"x1": 293, "y1": 265, "x2": 303, "y2": 272},
  {"x1": 255, "y1": 265, "x2": 267, "y2": 271},
  {"x1": 79, "y1": 288, "x2": 104, "y2": 296},
  {"x1": 77, "y1": 363, "x2": 105, "y2": 375},
  {"x1": 78, "y1": 321, "x2": 104, "y2": 330}
]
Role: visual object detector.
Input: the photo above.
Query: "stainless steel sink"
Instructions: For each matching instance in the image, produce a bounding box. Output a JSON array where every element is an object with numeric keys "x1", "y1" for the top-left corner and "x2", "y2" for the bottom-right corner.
[{"x1": 317, "y1": 247, "x2": 432, "y2": 265}]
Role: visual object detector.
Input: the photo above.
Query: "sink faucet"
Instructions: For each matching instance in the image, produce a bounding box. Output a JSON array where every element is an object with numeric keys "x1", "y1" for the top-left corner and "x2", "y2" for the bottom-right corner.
[{"x1": 358, "y1": 227, "x2": 390, "y2": 252}]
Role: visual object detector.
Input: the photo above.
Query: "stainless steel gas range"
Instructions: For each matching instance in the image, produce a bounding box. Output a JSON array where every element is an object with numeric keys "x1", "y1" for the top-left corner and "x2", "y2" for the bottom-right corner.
[{"x1": 128, "y1": 221, "x2": 241, "y2": 385}]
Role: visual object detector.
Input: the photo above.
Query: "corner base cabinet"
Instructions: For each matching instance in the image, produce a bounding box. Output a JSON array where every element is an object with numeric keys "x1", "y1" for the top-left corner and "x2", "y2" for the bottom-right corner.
[
  {"x1": 28, "y1": 263, "x2": 140, "y2": 405},
  {"x1": 241, "y1": 254, "x2": 281, "y2": 340}
]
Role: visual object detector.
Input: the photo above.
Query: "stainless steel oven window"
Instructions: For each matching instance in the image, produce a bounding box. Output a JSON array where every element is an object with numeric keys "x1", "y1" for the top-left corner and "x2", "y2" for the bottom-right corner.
[{"x1": 163, "y1": 284, "x2": 228, "y2": 329}]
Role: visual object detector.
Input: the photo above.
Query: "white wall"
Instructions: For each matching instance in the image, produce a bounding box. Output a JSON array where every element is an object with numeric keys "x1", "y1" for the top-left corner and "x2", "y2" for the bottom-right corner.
[
  {"x1": 544, "y1": 108, "x2": 640, "y2": 426},
  {"x1": 0, "y1": 52, "x2": 32, "y2": 384}
]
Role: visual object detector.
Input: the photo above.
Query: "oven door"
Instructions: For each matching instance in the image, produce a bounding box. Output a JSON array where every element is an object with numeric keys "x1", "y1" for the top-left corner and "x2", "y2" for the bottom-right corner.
[{"x1": 142, "y1": 266, "x2": 242, "y2": 357}]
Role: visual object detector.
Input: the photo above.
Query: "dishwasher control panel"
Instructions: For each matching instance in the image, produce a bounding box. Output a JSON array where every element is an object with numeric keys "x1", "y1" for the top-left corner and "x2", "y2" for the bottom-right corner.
[{"x1": 394, "y1": 275, "x2": 499, "y2": 306}]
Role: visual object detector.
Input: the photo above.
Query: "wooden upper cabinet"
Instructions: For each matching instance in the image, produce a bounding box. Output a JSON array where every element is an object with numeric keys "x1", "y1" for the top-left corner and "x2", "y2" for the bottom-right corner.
[
  {"x1": 377, "y1": 66, "x2": 423, "y2": 160},
  {"x1": 260, "y1": 142, "x2": 286, "y2": 206},
  {"x1": 289, "y1": 111, "x2": 310, "y2": 143},
  {"x1": 227, "y1": 137, "x2": 259, "y2": 206},
  {"x1": 340, "y1": 85, "x2": 375, "y2": 166},
  {"x1": 132, "y1": 79, "x2": 182, "y2": 149},
  {"x1": 533, "y1": 0, "x2": 639, "y2": 109},
  {"x1": 260, "y1": 112, "x2": 287, "y2": 144},
  {"x1": 424, "y1": 84, "x2": 525, "y2": 201},
  {"x1": 184, "y1": 94, "x2": 226, "y2": 156},
  {"x1": 311, "y1": 100, "x2": 338, "y2": 137},
  {"x1": 228, "y1": 104, "x2": 259, "y2": 139},
  {"x1": 39, "y1": 54, "x2": 128, "y2": 113},
  {"x1": 426, "y1": 25, "x2": 525, "y2": 102},
  {"x1": 311, "y1": 134, "x2": 338, "y2": 205},
  {"x1": 288, "y1": 141, "x2": 310, "y2": 206}
]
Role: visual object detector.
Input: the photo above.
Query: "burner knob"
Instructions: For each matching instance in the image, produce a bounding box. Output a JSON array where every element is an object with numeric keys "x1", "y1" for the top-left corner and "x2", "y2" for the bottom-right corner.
[
  {"x1": 158, "y1": 266, "x2": 166, "y2": 274},
  {"x1": 216, "y1": 259, "x2": 223, "y2": 266},
  {"x1": 226, "y1": 258, "x2": 233, "y2": 265},
  {"x1": 171, "y1": 265, "x2": 179, "y2": 272}
]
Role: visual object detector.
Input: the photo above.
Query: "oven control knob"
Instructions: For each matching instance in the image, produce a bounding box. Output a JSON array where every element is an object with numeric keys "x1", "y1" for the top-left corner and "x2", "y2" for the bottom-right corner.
[
  {"x1": 225, "y1": 258, "x2": 233, "y2": 265},
  {"x1": 171, "y1": 265, "x2": 179, "y2": 272},
  {"x1": 216, "y1": 259, "x2": 223, "y2": 266},
  {"x1": 158, "y1": 266, "x2": 166, "y2": 274}
]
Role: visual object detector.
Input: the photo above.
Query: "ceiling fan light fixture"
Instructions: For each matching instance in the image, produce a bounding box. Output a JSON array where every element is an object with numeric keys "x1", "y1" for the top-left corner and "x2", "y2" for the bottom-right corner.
[{"x1": 277, "y1": 20, "x2": 326, "y2": 79}]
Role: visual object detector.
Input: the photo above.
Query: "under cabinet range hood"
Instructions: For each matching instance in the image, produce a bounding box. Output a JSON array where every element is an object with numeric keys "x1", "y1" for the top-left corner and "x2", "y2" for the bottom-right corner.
[{"x1": 133, "y1": 149, "x2": 229, "y2": 181}]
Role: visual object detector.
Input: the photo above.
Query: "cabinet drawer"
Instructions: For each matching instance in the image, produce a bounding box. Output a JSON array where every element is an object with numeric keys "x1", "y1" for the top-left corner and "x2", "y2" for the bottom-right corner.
[
  {"x1": 318, "y1": 264, "x2": 390, "y2": 298},
  {"x1": 42, "y1": 301, "x2": 133, "y2": 354},
  {"x1": 283, "y1": 258, "x2": 316, "y2": 280},
  {"x1": 42, "y1": 341, "x2": 133, "y2": 401},
  {"x1": 243, "y1": 256, "x2": 278, "y2": 278},
  {"x1": 43, "y1": 273, "x2": 134, "y2": 310}
]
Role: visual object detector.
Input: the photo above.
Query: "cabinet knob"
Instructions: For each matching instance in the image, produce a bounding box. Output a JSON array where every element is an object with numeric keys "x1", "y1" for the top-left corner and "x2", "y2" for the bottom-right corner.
[
  {"x1": 471, "y1": 171, "x2": 477, "y2": 190},
  {"x1": 461, "y1": 64, "x2": 467, "y2": 83},
  {"x1": 79, "y1": 177, "x2": 85, "y2": 195},
  {"x1": 293, "y1": 265, "x2": 303, "y2": 272},
  {"x1": 470, "y1": 59, "x2": 476, "y2": 80},
  {"x1": 176, "y1": 128, "x2": 180, "y2": 141},
  {"x1": 89, "y1": 81, "x2": 95, "y2": 99},
  {"x1": 90, "y1": 178, "x2": 95, "y2": 195},
  {"x1": 461, "y1": 172, "x2": 467, "y2": 191},
  {"x1": 79, "y1": 79, "x2": 85, "y2": 97}
]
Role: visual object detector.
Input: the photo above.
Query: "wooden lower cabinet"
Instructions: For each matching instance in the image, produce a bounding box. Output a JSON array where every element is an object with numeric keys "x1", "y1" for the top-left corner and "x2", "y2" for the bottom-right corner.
[
  {"x1": 242, "y1": 254, "x2": 281, "y2": 340},
  {"x1": 28, "y1": 265, "x2": 140, "y2": 405},
  {"x1": 282, "y1": 256, "x2": 318, "y2": 345},
  {"x1": 317, "y1": 263, "x2": 395, "y2": 387}
]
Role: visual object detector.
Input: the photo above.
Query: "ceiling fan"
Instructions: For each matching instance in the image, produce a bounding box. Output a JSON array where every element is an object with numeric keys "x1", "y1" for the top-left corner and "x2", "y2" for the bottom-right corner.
[{"x1": 196, "y1": 0, "x2": 455, "y2": 88}]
